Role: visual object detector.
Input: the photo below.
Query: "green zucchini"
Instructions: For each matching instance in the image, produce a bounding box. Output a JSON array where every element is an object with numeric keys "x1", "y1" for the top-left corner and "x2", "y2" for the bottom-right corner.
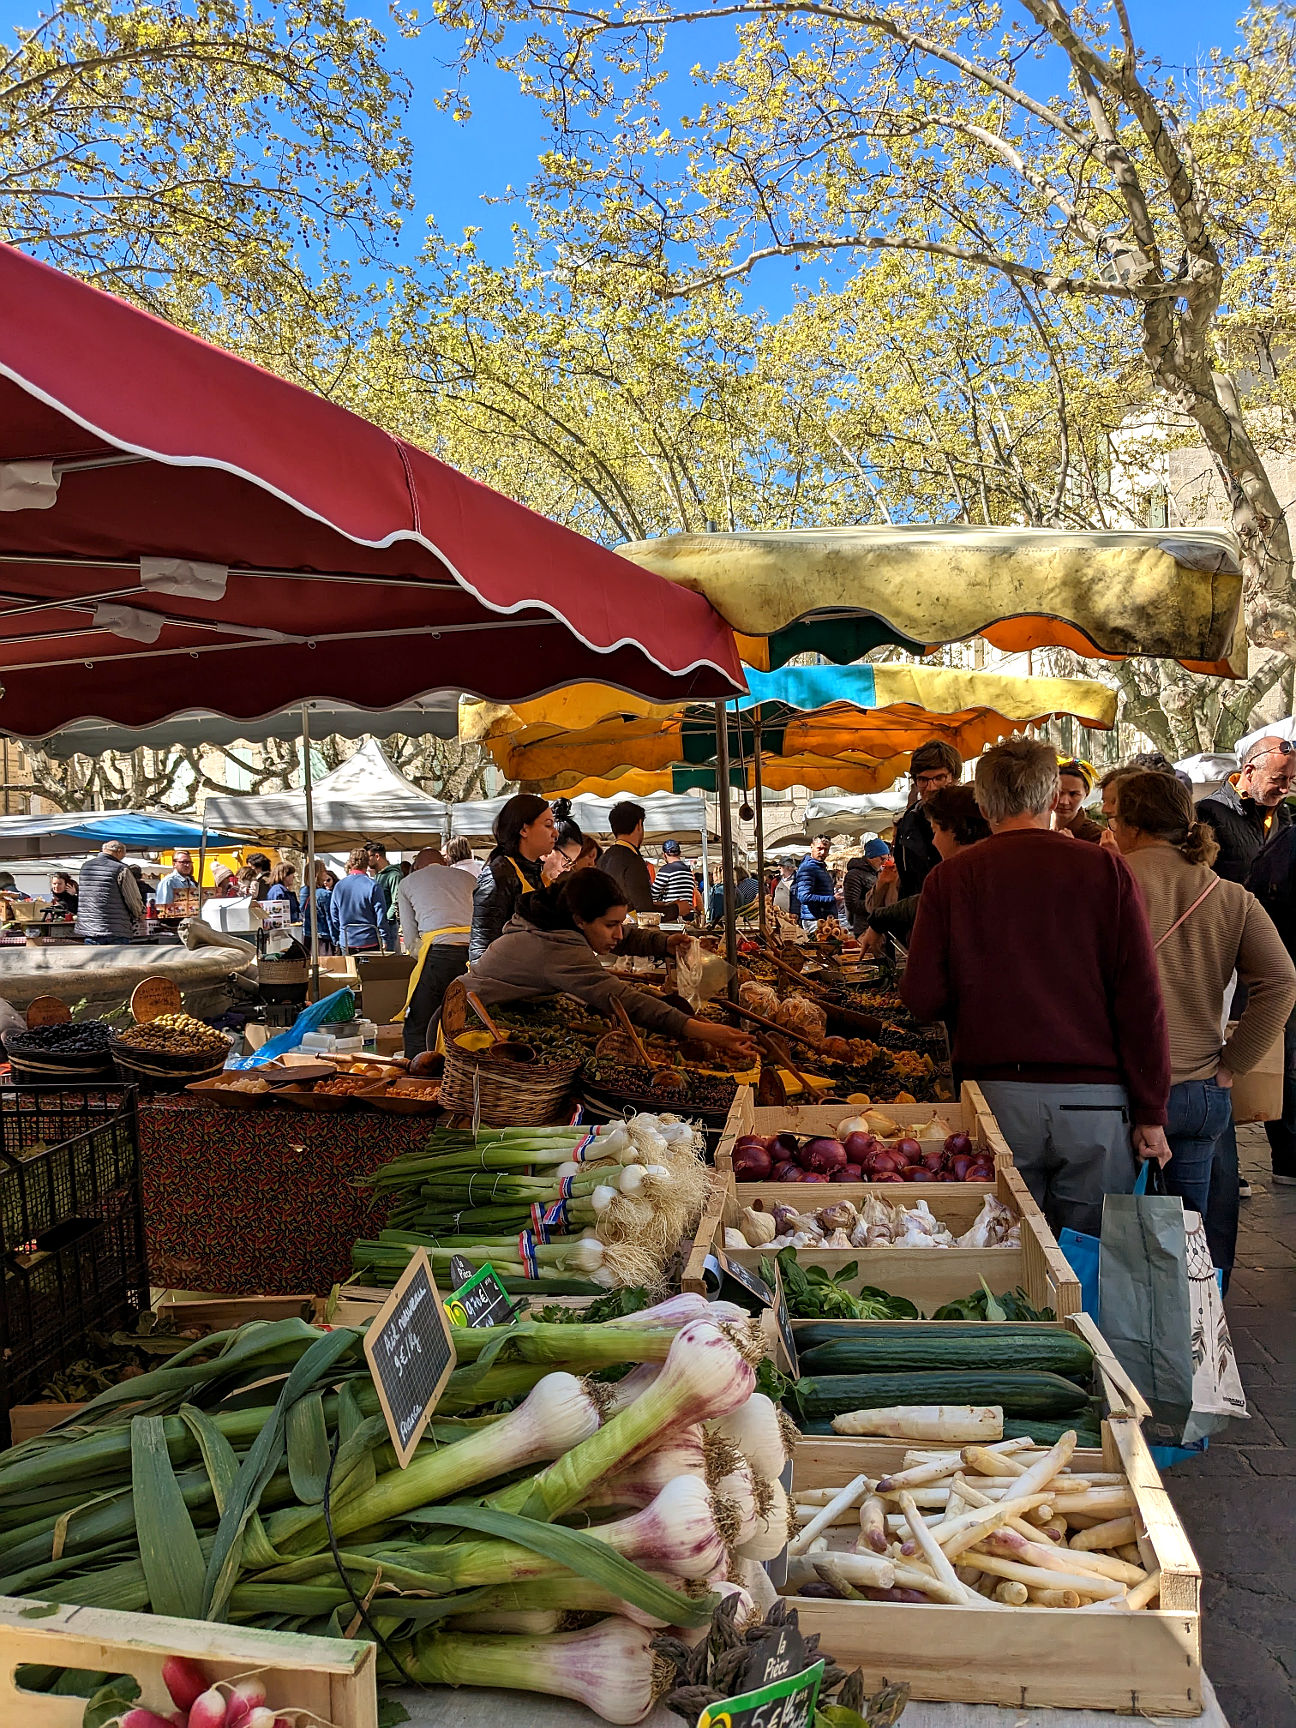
[
  {"x1": 796, "y1": 1328, "x2": 1094, "y2": 1380},
  {"x1": 793, "y1": 1371, "x2": 1091, "y2": 1421},
  {"x1": 1002, "y1": 1416, "x2": 1103, "y2": 1448}
]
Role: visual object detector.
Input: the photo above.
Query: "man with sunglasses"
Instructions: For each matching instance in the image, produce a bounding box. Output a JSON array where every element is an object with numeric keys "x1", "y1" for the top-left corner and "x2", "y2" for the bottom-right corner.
[
  {"x1": 893, "y1": 740, "x2": 962, "y2": 897},
  {"x1": 1197, "y1": 735, "x2": 1296, "y2": 884},
  {"x1": 1054, "y1": 759, "x2": 1102, "y2": 843}
]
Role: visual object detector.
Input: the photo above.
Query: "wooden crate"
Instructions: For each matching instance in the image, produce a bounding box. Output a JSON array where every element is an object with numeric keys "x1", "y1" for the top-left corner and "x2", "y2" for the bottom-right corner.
[
  {"x1": 686, "y1": 1160, "x2": 1080, "y2": 1319},
  {"x1": 785, "y1": 1416, "x2": 1201, "y2": 1716},
  {"x1": 0, "y1": 1598, "x2": 378, "y2": 1727}
]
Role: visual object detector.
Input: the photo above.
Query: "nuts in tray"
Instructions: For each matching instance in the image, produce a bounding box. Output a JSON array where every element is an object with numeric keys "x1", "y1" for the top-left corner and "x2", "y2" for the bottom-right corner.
[
  {"x1": 216, "y1": 1075, "x2": 270, "y2": 1094},
  {"x1": 311, "y1": 1073, "x2": 379, "y2": 1096},
  {"x1": 118, "y1": 1013, "x2": 229, "y2": 1059}
]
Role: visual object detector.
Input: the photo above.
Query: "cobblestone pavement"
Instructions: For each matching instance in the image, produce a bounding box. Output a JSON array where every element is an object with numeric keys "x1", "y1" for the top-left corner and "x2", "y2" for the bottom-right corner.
[{"x1": 1162, "y1": 1125, "x2": 1296, "y2": 1728}]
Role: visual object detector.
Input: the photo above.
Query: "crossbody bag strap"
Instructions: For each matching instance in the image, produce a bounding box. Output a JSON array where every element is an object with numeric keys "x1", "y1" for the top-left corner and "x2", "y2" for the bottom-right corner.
[{"x1": 1154, "y1": 873, "x2": 1221, "y2": 950}]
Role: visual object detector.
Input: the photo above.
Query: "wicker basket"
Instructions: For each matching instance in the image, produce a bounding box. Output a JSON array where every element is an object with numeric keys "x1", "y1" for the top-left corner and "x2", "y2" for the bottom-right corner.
[
  {"x1": 2, "y1": 1032, "x2": 117, "y2": 1088},
  {"x1": 109, "y1": 1033, "x2": 235, "y2": 1094},
  {"x1": 440, "y1": 1035, "x2": 578, "y2": 1127}
]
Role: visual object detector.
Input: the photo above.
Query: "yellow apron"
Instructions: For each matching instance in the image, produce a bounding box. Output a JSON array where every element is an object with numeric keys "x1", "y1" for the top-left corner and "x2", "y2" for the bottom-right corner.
[{"x1": 399, "y1": 923, "x2": 471, "y2": 1020}]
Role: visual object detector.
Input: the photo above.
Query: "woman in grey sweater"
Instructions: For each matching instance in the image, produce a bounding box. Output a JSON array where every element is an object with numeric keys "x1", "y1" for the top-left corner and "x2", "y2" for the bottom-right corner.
[{"x1": 468, "y1": 869, "x2": 758, "y2": 1063}]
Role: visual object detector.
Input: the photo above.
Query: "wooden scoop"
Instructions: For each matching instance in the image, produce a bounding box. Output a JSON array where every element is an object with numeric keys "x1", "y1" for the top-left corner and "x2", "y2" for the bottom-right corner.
[
  {"x1": 466, "y1": 990, "x2": 535, "y2": 1064},
  {"x1": 611, "y1": 996, "x2": 659, "y2": 1069}
]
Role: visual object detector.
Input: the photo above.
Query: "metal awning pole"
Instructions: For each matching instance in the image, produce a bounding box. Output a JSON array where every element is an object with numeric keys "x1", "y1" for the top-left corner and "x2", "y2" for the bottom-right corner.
[
  {"x1": 714, "y1": 702, "x2": 738, "y2": 984},
  {"x1": 197, "y1": 821, "x2": 208, "y2": 919},
  {"x1": 753, "y1": 716, "x2": 767, "y2": 937},
  {"x1": 302, "y1": 704, "x2": 320, "y2": 1001}
]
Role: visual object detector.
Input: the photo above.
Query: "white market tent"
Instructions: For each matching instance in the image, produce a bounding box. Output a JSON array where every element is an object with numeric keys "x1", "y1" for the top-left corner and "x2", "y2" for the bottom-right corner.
[
  {"x1": 450, "y1": 791, "x2": 711, "y2": 847},
  {"x1": 1175, "y1": 752, "x2": 1238, "y2": 800},
  {"x1": 802, "y1": 792, "x2": 911, "y2": 838},
  {"x1": 203, "y1": 740, "x2": 448, "y2": 850}
]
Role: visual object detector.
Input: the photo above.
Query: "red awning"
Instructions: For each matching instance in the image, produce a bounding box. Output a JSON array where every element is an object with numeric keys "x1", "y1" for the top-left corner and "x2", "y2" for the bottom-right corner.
[{"x1": 0, "y1": 245, "x2": 743, "y2": 736}]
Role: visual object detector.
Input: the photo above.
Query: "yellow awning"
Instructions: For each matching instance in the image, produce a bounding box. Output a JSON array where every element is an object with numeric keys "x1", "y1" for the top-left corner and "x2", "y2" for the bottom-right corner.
[{"x1": 616, "y1": 525, "x2": 1245, "y2": 676}]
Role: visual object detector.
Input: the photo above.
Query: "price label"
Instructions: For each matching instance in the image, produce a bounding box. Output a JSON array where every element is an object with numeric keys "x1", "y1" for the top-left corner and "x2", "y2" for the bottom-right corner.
[
  {"x1": 445, "y1": 1262, "x2": 516, "y2": 1329},
  {"x1": 362, "y1": 1248, "x2": 457, "y2": 1467},
  {"x1": 697, "y1": 1657, "x2": 824, "y2": 1728},
  {"x1": 130, "y1": 975, "x2": 182, "y2": 1023},
  {"x1": 703, "y1": 1251, "x2": 774, "y2": 1310},
  {"x1": 764, "y1": 1456, "x2": 794, "y2": 1591},
  {"x1": 770, "y1": 1262, "x2": 799, "y2": 1377},
  {"x1": 26, "y1": 995, "x2": 71, "y2": 1028}
]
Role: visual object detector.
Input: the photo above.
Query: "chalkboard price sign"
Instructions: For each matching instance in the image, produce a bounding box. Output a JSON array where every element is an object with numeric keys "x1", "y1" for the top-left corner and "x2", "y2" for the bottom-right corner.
[
  {"x1": 697, "y1": 1657, "x2": 823, "y2": 1728},
  {"x1": 362, "y1": 1248, "x2": 457, "y2": 1467},
  {"x1": 446, "y1": 1262, "x2": 516, "y2": 1329},
  {"x1": 702, "y1": 1251, "x2": 774, "y2": 1310}
]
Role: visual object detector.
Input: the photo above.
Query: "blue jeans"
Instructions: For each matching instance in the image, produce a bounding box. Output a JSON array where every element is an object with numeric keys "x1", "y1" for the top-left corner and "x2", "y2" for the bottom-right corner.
[{"x1": 1164, "y1": 1076, "x2": 1232, "y2": 1218}]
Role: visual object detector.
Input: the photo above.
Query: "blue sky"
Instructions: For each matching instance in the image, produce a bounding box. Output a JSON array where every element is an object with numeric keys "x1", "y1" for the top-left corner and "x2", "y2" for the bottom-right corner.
[
  {"x1": 0, "y1": 0, "x2": 1252, "y2": 308},
  {"x1": 395, "y1": 0, "x2": 1251, "y2": 293}
]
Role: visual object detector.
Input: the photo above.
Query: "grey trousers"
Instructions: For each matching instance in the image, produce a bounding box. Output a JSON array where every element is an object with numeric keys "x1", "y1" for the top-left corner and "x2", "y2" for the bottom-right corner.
[{"x1": 976, "y1": 1081, "x2": 1138, "y2": 1239}]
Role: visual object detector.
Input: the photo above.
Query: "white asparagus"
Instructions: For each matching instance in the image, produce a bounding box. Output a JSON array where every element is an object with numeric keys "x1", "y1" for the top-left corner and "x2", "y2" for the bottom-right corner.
[
  {"x1": 889, "y1": 1560, "x2": 967, "y2": 1604},
  {"x1": 898, "y1": 1491, "x2": 991, "y2": 1607},
  {"x1": 939, "y1": 1496, "x2": 1054, "y2": 1560},
  {"x1": 795, "y1": 1551, "x2": 895, "y2": 1590},
  {"x1": 1029, "y1": 1587, "x2": 1082, "y2": 1608},
  {"x1": 858, "y1": 1494, "x2": 888, "y2": 1555},
  {"x1": 1070, "y1": 1515, "x2": 1138, "y2": 1552},
  {"x1": 901, "y1": 1438, "x2": 1032, "y2": 1467},
  {"x1": 876, "y1": 1456, "x2": 964, "y2": 1493},
  {"x1": 1049, "y1": 1488, "x2": 1135, "y2": 1517},
  {"x1": 790, "y1": 1473, "x2": 870, "y2": 1555},
  {"x1": 1116, "y1": 1543, "x2": 1144, "y2": 1566},
  {"x1": 962, "y1": 1444, "x2": 1027, "y2": 1477},
  {"x1": 832, "y1": 1405, "x2": 1003, "y2": 1442},
  {"x1": 1009, "y1": 1431, "x2": 1076, "y2": 1501},
  {"x1": 1037, "y1": 1518, "x2": 1068, "y2": 1543},
  {"x1": 1125, "y1": 1569, "x2": 1162, "y2": 1610},
  {"x1": 985, "y1": 1528, "x2": 1146, "y2": 1587},
  {"x1": 993, "y1": 1580, "x2": 1030, "y2": 1605},
  {"x1": 967, "y1": 1551, "x2": 1124, "y2": 1600}
]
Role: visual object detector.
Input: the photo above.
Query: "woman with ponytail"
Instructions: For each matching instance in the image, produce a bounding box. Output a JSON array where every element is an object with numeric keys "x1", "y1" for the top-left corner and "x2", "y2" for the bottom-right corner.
[{"x1": 1110, "y1": 772, "x2": 1296, "y2": 1223}]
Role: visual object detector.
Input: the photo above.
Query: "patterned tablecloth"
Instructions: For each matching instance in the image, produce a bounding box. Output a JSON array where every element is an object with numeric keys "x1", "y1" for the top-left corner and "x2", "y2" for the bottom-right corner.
[{"x1": 138, "y1": 1096, "x2": 424, "y2": 1294}]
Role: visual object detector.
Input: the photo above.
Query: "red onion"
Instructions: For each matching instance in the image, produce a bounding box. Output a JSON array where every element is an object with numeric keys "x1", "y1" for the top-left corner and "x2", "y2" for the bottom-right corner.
[
  {"x1": 967, "y1": 1162, "x2": 995, "y2": 1182},
  {"x1": 772, "y1": 1131, "x2": 800, "y2": 1157},
  {"x1": 830, "y1": 1167, "x2": 859, "y2": 1183},
  {"x1": 732, "y1": 1141, "x2": 773, "y2": 1181},
  {"x1": 843, "y1": 1132, "x2": 878, "y2": 1165},
  {"x1": 921, "y1": 1147, "x2": 945, "y2": 1173},
  {"x1": 951, "y1": 1153, "x2": 975, "y2": 1181},
  {"x1": 895, "y1": 1137, "x2": 923, "y2": 1163},
  {"x1": 902, "y1": 1166, "x2": 935, "y2": 1182},
  {"x1": 798, "y1": 1172, "x2": 831, "y2": 1184},
  {"x1": 944, "y1": 1132, "x2": 973, "y2": 1156},
  {"x1": 800, "y1": 1137, "x2": 848, "y2": 1174},
  {"x1": 872, "y1": 1172, "x2": 905, "y2": 1184},
  {"x1": 771, "y1": 1160, "x2": 803, "y2": 1182}
]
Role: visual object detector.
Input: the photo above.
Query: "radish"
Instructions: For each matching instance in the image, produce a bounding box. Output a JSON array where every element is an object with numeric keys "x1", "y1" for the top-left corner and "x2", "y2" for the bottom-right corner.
[
  {"x1": 163, "y1": 1659, "x2": 211, "y2": 1712},
  {"x1": 188, "y1": 1688, "x2": 229, "y2": 1728},
  {"x1": 120, "y1": 1712, "x2": 177, "y2": 1728}
]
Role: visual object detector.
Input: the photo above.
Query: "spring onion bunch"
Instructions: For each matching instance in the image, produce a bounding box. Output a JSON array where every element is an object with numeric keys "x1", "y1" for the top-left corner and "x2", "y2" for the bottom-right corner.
[
  {"x1": 0, "y1": 1303, "x2": 799, "y2": 1721},
  {"x1": 355, "y1": 1113, "x2": 713, "y2": 1293}
]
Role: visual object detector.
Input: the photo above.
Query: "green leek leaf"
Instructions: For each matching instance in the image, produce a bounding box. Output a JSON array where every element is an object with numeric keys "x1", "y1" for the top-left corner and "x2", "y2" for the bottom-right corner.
[
  {"x1": 404, "y1": 1503, "x2": 717, "y2": 1627},
  {"x1": 130, "y1": 1415, "x2": 205, "y2": 1619},
  {"x1": 286, "y1": 1391, "x2": 331, "y2": 1506}
]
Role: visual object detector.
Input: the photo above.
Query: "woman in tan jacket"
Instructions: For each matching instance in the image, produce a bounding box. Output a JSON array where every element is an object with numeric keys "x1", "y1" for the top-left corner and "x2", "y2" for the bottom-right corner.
[{"x1": 1111, "y1": 771, "x2": 1296, "y2": 1218}]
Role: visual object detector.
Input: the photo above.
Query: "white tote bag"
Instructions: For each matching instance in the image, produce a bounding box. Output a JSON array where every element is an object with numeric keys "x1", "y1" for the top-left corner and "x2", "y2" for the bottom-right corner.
[{"x1": 1182, "y1": 1206, "x2": 1248, "y2": 1444}]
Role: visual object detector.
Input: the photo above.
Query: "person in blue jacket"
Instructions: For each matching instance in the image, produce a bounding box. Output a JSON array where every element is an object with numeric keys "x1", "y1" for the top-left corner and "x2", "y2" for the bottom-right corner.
[
  {"x1": 330, "y1": 847, "x2": 396, "y2": 952},
  {"x1": 794, "y1": 835, "x2": 838, "y2": 926}
]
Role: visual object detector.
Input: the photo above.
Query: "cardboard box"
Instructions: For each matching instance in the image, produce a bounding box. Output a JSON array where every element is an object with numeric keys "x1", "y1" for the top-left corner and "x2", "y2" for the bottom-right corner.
[
  {"x1": 1227, "y1": 1019, "x2": 1284, "y2": 1123},
  {"x1": 354, "y1": 953, "x2": 415, "y2": 1026}
]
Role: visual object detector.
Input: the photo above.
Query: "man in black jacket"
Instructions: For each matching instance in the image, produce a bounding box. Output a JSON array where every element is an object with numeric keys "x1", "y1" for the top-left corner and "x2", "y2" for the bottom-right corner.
[
  {"x1": 892, "y1": 740, "x2": 962, "y2": 897},
  {"x1": 1197, "y1": 737, "x2": 1296, "y2": 882}
]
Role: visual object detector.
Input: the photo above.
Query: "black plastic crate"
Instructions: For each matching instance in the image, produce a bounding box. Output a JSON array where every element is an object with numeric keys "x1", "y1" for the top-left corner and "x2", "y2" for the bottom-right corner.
[
  {"x1": 0, "y1": 1093, "x2": 147, "y2": 1441},
  {"x1": 0, "y1": 1090, "x2": 138, "y2": 1251}
]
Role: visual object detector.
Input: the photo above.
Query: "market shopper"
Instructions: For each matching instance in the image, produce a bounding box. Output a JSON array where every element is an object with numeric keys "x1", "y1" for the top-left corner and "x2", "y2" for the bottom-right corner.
[
  {"x1": 469, "y1": 794, "x2": 555, "y2": 960},
  {"x1": 1111, "y1": 772, "x2": 1295, "y2": 1227},
  {"x1": 306, "y1": 861, "x2": 336, "y2": 951},
  {"x1": 843, "y1": 841, "x2": 890, "y2": 934},
  {"x1": 707, "y1": 855, "x2": 760, "y2": 924},
  {"x1": 447, "y1": 836, "x2": 485, "y2": 880},
  {"x1": 368, "y1": 843, "x2": 403, "y2": 917},
  {"x1": 653, "y1": 839, "x2": 697, "y2": 914},
  {"x1": 76, "y1": 839, "x2": 145, "y2": 943},
  {"x1": 468, "y1": 867, "x2": 760, "y2": 1062},
  {"x1": 863, "y1": 785, "x2": 990, "y2": 953},
  {"x1": 1243, "y1": 819, "x2": 1296, "y2": 1190},
  {"x1": 773, "y1": 858, "x2": 797, "y2": 915},
  {"x1": 893, "y1": 741, "x2": 962, "y2": 896},
  {"x1": 397, "y1": 851, "x2": 476, "y2": 1056},
  {"x1": 902, "y1": 737, "x2": 1171, "y2": 1236},
  {"x1": 794, "y1": 836, "x2": 837, "y2": 926},
  {"x1": 1197, "y1": 736, "x2": 1296, "y2": 882},
  {"x1": 47, "y1": 871, "x2": 78, "y2": 916},
  {"x1": 263, "y1": 863, "x2": 300, "y2": 921},
  {"x1": 155, "y1": 849, "x2": 197, "y2": 906},
  {"x1": 1053, "y1": 760, "x2": 1102, "y2": 843},
  {"x1": 330, "y1": 847, "x2": 397, "y2": 953},
  {"x1": 242, "y1": 852, "x2": 273, "y2": 897},
  {"x1": 599, "y1": 801, "x2": 655, "y2": 912}
]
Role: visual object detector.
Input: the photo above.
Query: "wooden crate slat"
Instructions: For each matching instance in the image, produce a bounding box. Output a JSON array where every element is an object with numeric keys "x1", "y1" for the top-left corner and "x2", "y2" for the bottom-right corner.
[
  {"x1": 785, "y1": 1424, "x2": 1201, "y2": 1716},
  {"x1": 0, "y1": 1598, "x2": 378, "y2": 1728}
]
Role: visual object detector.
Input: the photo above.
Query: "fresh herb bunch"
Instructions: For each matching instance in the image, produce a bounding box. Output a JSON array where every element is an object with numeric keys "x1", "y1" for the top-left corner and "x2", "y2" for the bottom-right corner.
[
  {"x1": 762, "y1": 1250, "x2": 920, "y2": 1321},
  {"x1": 932, "y1": 1280, "x2": 1056, "y2": 1322}
]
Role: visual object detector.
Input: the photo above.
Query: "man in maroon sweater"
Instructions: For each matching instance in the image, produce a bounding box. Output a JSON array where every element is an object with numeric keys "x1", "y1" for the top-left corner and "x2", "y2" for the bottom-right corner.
[{"x1": 903, "y1": 737, "x2": 1171, "y2": 1235}]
